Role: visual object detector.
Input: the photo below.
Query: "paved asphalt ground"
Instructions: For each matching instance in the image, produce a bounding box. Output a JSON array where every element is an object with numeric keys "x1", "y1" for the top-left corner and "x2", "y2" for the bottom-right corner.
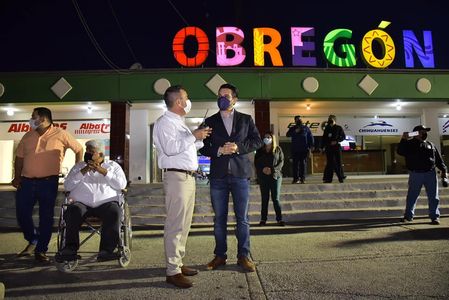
[{"x1": 0, "y1": 217, "x2": 448, "y2": 300}]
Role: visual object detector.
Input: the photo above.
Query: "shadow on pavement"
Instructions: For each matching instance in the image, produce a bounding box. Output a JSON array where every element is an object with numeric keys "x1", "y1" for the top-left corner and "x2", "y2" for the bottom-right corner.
[
  {"x1": 133, "y1": 218, "x2": 426, "y2": 239},
  {"x1": 336, "y1": 227, "x2": 449, "y2": 247},
  {"x1": 0, "y1": 265, "x2": 168, "y2": 297}
]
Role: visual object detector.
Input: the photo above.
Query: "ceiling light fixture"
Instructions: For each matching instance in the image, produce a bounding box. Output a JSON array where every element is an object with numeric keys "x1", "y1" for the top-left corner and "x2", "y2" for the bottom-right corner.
[
  {"x1": 306, "y1": 104, "x2": 311, "y2": 110},
  {"x1": 6, "y1": 108, "x2": 14, "y2": 116},
  {"x1": 87, "y1": 106, "x2": 93, "y2": 114}
]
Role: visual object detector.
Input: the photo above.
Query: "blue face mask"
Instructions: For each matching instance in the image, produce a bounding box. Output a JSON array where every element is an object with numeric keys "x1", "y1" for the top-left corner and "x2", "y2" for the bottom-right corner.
[
  {"x1": 217, "y1": 96, "x2": 231, "y2": 111},
  {"x1": 263, "y1": 137, "x2": 272, "y2": 145}
]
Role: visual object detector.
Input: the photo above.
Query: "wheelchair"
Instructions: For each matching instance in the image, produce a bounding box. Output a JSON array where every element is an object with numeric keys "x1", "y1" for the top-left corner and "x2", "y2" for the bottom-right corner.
[{"x1": 55, "y1": 190, "x2": 132, "y2": 272}]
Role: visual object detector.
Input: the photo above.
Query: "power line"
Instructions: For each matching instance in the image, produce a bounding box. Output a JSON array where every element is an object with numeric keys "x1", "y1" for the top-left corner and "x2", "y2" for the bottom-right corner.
[
  {"x1": 107, "y1": 0, "x2": 139, "y2": 63},
  {"x1": 71, "y1": 0, "x2": 129, "y2": 73},
  {"x1": 167, "y1": 0, "x2": 190, "y2": 26}
]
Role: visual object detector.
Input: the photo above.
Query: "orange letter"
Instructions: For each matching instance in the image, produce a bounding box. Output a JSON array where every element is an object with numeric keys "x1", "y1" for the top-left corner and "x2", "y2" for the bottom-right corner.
[
  {"x1": 253, "y1": 28, "x2": 284, "y2": 66},
  {"x1": 172, "y1": 26, "x2": 210, "y2": 67}
]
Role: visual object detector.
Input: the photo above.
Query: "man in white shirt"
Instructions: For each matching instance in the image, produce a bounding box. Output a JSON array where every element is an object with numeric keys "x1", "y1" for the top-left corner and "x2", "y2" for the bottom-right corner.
[
  {"x1": 153, "y1": 85, "x2": 211, "y2": 288},
  {"x1": 58, "y1": 140, "x2": 127, "y2": 261}
]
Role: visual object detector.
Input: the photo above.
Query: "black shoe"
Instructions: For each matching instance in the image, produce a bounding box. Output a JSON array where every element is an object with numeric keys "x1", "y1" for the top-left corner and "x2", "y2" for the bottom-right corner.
[
  {"x1": 277, "y1": 221, "x2": 285, "y2": 226},
  {"x1": 323, "y1": 180, "x2": 332, "y2": 183},
  {"x1": 300, "y1": 179, "x2": 305, "y2": 184},
  {"x1": 400, "y1": 217, "x2": 413, "y2": 223},
  {"x1": 35, "y1": 252, "x2": 50, "y2": 262},
  {"x1": 17, "y1": 243, "x2": 36, "y2": 257},
  {"x1": 339, "y1": 179, "x2": 344, "y2": 183},
  {"x1": 292, "y1": 179, "x2": 300, "y2": 184},
  {"x1": 431, "y1": 218, "x2": 440, "y2": 225},
  {"x1": 259, "y1": 220, "x2": 266, "y2": 226},
  {"x1": 97, "y1": 250, "x2": 119, "y2": 262}
]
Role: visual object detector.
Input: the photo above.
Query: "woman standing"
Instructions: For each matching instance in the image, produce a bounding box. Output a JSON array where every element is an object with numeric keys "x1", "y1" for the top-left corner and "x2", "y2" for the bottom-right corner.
[{"x1": 254, "y1": 132, "x2": 285, "y2": 226}]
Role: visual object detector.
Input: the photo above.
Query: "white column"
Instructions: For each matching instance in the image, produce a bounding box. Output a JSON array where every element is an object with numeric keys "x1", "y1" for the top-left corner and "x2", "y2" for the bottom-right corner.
[
  {"x1": 422, "y1": 108, "x2": 441, "y2": 152},
  {"x1": 129, "y1": 110, "x2": 150, "y2": 183}
]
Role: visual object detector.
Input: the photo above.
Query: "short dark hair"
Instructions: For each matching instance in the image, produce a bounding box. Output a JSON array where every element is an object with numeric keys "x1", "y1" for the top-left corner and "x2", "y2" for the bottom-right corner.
[
  {"x1": 295, "y1": 115, "x2": 301, "y2": 120},
  {"x1": 219, "y1": 83, "x2": 239, "y2": 98},
  {"x1": 163, "y1": 85, "x2": 184, "y2": 108},
  {"x1": 34, "y1": 107, "x2": 53, "y2": 123},
  {"x1": 328, "y1": 114, "x2": 336, "y2": 121}
]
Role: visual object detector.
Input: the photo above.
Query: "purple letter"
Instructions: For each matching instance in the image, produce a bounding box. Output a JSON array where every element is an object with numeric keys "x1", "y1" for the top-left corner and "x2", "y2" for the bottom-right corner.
[{"x1": 291, "y1": 27, "x2": 316, "y2": 66}]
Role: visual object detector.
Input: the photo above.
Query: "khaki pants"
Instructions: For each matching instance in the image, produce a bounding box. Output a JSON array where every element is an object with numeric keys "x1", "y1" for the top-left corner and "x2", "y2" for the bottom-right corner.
[{"x1": 163, "y1": 171, "x2": 196, "y2": 276}]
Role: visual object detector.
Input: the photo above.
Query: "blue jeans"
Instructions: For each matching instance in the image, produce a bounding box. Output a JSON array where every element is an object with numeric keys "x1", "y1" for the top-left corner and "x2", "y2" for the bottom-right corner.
[
  {"x1": 405, "y1": 170, "x2": 440, "y2": 220},
  {"x1": 210, "y1": 176, "x2": 250, "y2": 259},
  {"x1": 16, "y1": 176, "x2": 59, "y2": 253}
]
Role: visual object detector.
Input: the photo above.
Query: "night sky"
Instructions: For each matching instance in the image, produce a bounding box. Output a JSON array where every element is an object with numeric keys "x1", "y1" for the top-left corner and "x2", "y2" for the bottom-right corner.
[{"x1": 1, "y1": 0, "x2": 449, "y2": 71}]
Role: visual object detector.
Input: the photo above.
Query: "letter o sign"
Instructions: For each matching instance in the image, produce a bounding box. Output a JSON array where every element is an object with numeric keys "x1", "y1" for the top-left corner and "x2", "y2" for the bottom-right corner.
[{"x1": 172, "y1": 26, "x2": 210, "y2": 67}]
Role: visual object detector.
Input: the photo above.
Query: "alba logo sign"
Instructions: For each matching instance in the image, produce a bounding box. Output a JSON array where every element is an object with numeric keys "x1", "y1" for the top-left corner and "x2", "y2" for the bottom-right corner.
[
  {"x1": 7, "y1": 122, "x2": 68, "y2": 132},
  {"x1": 1, "y1": 120, "x2": 110, "y2": 140},
  {"x1": 75, "y1": 123, "x2": 110, "y2": 135}
]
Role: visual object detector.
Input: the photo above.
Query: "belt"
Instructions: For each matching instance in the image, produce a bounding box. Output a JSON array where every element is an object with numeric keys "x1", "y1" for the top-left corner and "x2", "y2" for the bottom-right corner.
[
  {"x1": 22, "y1": 175, "x2": 59, "y2": 180},
  {"x1": 163, "y1": 168, "x2": 196, "y2": 176}
]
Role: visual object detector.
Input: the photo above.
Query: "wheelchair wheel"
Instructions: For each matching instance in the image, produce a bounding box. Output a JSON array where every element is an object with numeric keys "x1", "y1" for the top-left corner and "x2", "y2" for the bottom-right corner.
[
  {"x1": 123, "y1": 202, "x2": 132, "y2": 250},
  {"x1": 118, "y1": 247, "x2": 131, "y2": 268},
  {"x1": 56, "y1": 259, "x2": 79, "y2": 273}
]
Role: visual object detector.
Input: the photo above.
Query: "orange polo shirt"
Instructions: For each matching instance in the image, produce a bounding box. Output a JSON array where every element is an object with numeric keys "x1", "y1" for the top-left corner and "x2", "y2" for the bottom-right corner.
[{"x1": 16, "y1": 125, "x2": 83, "y2": 178}]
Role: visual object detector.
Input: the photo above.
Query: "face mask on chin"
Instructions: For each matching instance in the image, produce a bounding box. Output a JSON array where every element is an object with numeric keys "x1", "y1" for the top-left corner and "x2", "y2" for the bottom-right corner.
[
  {"x1": 183, "y1": 99, "x2": 192, "y2": 114},
  {"x1": 29, "y1": 118, "x2": 40, "y2": 130}
]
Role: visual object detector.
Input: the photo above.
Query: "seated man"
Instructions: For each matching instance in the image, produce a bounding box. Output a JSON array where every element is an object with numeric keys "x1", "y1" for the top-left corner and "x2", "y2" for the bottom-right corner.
[{"x1": 58, "y1": 139, "x2": 127, "y2": 261}]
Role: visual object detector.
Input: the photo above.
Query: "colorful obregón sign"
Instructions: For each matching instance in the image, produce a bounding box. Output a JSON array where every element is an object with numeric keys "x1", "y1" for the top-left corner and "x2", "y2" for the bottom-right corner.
[{"x1": 172, "y1": 21, "x2": 434, "y2": 69}]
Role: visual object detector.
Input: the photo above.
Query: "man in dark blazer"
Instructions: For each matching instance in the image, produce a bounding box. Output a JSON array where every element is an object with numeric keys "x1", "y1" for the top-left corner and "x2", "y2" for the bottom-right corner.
[
  {"x1": 321, "y1": 114, "x2": 346, "y2": 183},
  {"x1": 200, "y1": 83, "x2": 263, "y2": 273}
]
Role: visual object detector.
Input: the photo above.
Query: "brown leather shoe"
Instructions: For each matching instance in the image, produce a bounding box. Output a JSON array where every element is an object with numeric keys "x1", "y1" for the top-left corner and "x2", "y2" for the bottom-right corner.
[
  {"x1": 17, "y1": 244, "x2": 36, "y2": 257},
  {"x1": 181, "y1": 265, "x2": 199, "y2": 276},
  {"x1": 206, "y1": 256, "x2": 227, "y2": 270},
  {"x1": 166, "y1": 273, "x2": 193, "y2": 288},
  {"x1": 237, "y1": 256, "x2": 256, "y2": 272},
  {"x1": 35, "y1": 252, "x2": 50, "y2": 262}
]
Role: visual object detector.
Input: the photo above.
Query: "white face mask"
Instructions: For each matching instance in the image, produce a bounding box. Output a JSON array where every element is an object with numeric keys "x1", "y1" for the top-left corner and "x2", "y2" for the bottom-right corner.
[
  {"x1": 29, "y1": 118, "x2": 40, "y2": 130},
  {"x1": 183, "y1": 99, "x2": 192, "y2": 114}
]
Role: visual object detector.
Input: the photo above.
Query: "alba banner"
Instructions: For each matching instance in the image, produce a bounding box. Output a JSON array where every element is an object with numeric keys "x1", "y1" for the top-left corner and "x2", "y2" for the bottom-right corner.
[{"x1": 0, "y1": 120, "x2": 110, "y2": 140}]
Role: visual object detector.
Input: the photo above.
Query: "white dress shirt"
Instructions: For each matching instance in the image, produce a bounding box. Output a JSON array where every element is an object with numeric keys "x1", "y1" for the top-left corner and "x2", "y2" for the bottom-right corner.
[
  {"x1": 153, "y1": 110, "x2": 203, "y2": 171},
  {"x1": 64, "y1": 160, "x2": 127, "y2": 208}
]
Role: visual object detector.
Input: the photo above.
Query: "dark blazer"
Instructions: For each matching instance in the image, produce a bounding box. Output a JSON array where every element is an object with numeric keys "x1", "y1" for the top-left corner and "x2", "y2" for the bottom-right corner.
[
  {"x1": 321, "y1": 124, "x2": 346, "y2": 151},
  {"x1": 200, "y1": 110, "x2": 263, "y2": 179}
]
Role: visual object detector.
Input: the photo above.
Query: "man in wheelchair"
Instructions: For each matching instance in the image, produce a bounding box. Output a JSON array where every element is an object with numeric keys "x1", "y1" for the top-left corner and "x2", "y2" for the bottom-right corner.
[{"x1": 57, "y1": 139, "x2": 127, "y2": 262}]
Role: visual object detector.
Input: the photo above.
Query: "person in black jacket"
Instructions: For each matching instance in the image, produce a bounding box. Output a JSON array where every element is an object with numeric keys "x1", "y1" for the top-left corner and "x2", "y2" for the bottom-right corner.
[
  {"x1": 200, "y1": 83, "x2": 263, "y2": 273},
  {"x1": 321, "y1": 115, "x2": 346, "y2": 183},
  {"x1": 286, "y1": 116, "x2": 314, "y2": 184},
  {"x1": 397, "y1": 125, "x2": 447, "y2": 225},
  {"x1": 255, "y1": 133, "x2": 285, "y2": 226}
]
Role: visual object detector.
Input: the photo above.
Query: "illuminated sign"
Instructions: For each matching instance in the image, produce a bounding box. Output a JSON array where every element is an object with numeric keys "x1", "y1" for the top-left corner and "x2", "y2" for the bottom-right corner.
[
  {"x1": 0, "y1": 120, "x2": 110, "y2": 140},
  {"x1": 172, "y1": 27, "x2": 210, "y2": 67},
  {"x1": 172, "y1": 21, "x2": 434, "y2": 69}
]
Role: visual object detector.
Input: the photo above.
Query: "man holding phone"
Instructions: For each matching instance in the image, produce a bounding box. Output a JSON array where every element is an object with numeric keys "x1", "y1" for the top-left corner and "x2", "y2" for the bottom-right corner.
[{"x1": 397, "y1": 125, "x2": 447, "y2": 225}]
